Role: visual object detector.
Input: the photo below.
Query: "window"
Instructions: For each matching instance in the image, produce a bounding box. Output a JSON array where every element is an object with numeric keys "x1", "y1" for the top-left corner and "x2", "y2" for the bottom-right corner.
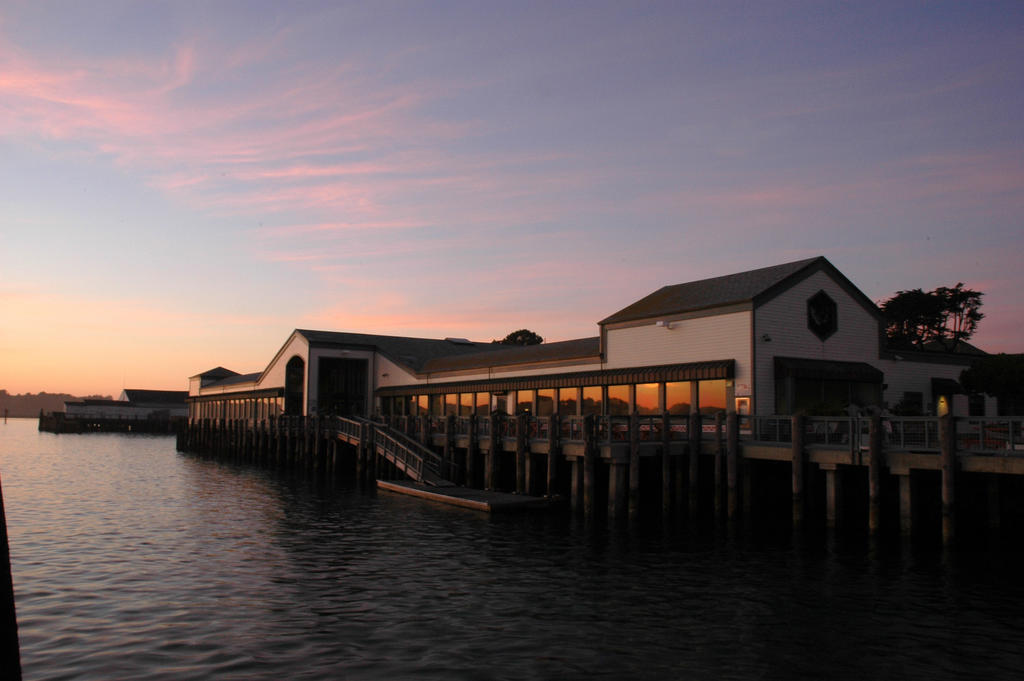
[
  {"x1": 475, "y1": 392, "x2": 490, "y2": 416},
  {"x1": 515, "y1": 389, "x2": 534, "y2": 415},
  {"x1": 607, "y1": 385, "x2": 630, "y2": 415},
  {"x1": 444, "y1": 393, "x2": 458, "y2": 416},
  {"x1": 699, "y1": 380, "x2": 726, "y2": 416},
  {"x1": 666, "y1": 382, "x2": 691, "y2": 415},
  {"x1": 459, "y1": 393, "x2": 473, "y2": 416},
  {"x1": 635, "y1": 383, "x2": 660, "y2": 415},
  {"x1": 536, "y1": 389, "x2": 555, "y2": 417},
  {"x1": 559, "y1": 388, "x2": 578, "y2": 416},
  {"x1": 582, "y1": 386, "x2": 603, "y2": 416}
]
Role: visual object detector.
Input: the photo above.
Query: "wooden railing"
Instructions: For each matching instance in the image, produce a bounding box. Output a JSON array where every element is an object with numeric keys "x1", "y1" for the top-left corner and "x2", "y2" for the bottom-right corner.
[{"x1": 370, "y1": 413, "x2": 1024, "y2": 456}]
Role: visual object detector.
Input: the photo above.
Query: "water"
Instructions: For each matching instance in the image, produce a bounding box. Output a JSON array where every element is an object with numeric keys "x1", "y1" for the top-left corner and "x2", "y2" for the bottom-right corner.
[{"x1": 3, "y1": 417, "x2": 1024, "y2": 680}]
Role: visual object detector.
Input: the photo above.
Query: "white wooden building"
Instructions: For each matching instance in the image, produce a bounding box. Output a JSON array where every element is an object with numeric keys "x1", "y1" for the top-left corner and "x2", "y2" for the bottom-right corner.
[{"x1": 187, "y1": 257, "x2": 994, "y2": 422}]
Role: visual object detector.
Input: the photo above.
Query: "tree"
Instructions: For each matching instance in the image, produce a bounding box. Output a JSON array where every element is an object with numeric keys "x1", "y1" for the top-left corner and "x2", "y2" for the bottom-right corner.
[
  {"x1": 495, "y1": 329, "x2": 544, "y2": 345},
  {"x1": 880, "y1": 283, "x2": 983, "y2": 352},
  {"x1": 961, "y1": 354, "x2": 1024, "y2": 415}
]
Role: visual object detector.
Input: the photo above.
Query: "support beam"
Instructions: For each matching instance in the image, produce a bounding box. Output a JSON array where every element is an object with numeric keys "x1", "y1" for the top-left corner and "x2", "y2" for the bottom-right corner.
[
  {"x1": 791, "y1": 413, "x2": 805, "y2": 528},
  {"x1": 868, "y1": 415, "x2": 882, "y2": 535},
  {"x1": 940, "y1": 414, "x2": 956, "y2": 546},
  {"x1": 714, "y1": 412, "x2": 724, "y2": 519},
  {"x1": 609, "y1": 462, "x2": 628, "y2": 524},
  {"x1": 661, "y1": 412, "x2": 672, "y2": 518},
  {"x1": 583, "y1": 415, "x2": 596, "y2": 519},
  {"x1": 629, "y1": 412, "x2": 640, "y2": 522},
  {"x1": 896, "y1": 470, "x2": 912, "y2": 536},
  {"x1": 822, "y1": 464, "x2": 841, "y2": 529},
  {"x1": 726, "y1": 410, "x2": 739, "y2": 521},
  {"x1": 688, "y1": 411, "x2": 700, "y2": 519}
]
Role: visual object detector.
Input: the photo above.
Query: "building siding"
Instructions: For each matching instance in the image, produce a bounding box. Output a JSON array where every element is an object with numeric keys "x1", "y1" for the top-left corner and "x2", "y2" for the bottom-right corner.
[
  {"x1": 753, "y1": 270, "x2": 881, "y2": 415},
  {"x1": 603, "y1": 311, "x2": 751, "y2": 389}
]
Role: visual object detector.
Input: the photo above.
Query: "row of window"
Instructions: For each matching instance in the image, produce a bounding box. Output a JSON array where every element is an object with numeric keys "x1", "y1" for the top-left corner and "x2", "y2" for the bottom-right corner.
[
  {"x1": 190, "y1": 397, "x2": 284, "y2": 421},
  {"x1": 379, "y1": 380, "x2": 728, "y2": 418}
]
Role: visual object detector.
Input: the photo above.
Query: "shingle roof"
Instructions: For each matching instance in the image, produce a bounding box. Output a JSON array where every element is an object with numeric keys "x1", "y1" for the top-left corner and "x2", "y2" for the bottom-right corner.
[
  {"x1": 207, "y1": 372, "x2": 262, "y2": 388},
  {"x1": 296, "y1": 329, "x2": 509, "y2": 373},
  {"x1": 420, "y1": 337, "x2": 601, "y2": 373},
  {"x1": 189, "y1": 366, "x2": 239, "y2": 380},
  {"x1": 600, "y1": 256, "x2": 825, "y2": 325},
  {"x1": 122, "y1": 390, "x2": 188, "y2": 405}
]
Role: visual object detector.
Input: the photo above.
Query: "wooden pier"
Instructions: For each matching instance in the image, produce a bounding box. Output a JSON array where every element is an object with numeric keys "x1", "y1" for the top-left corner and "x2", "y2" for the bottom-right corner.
[{"x1": 177, "y1": 412, "x2": 1024, "y2": 542}]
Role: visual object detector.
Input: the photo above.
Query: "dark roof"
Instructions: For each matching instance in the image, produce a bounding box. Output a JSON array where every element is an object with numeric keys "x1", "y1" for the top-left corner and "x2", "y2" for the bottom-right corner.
[
  {"x1": 205, "y1": 373, "x2": 262, "y2": 388},
  {"x1": 122, "y1": 390, "x2": 188, "y2": 405},
  {"x1": 65, "y1": 399, "x2": 123, "y2": 407},
  {"x1": 189, "y1": 366, "x2": 240, "y2": 380},
  {"x1": 420, "y1": 337, "x2": 601, "y2": 373},
  {"x1": 601, "y1": 256, "x2": 827, "y2": 325},
  {"x1": 296, "y1": 329, "x2": 509, "y2": 373}
]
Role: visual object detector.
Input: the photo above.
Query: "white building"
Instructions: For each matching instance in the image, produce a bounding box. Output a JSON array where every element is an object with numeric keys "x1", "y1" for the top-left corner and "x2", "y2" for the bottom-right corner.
[{"x1": 187, "y1": 257, "x2": 993, "y2": 422}]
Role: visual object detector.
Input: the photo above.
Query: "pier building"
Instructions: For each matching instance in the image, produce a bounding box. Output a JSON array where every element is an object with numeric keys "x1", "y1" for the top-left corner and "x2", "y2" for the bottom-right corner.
[
  {"x1": 187, "y1": 256, "x2": 990, "y2": 423},
  {"x1": 181, "y1": 256, "x2": 1024, "y2": 541}
]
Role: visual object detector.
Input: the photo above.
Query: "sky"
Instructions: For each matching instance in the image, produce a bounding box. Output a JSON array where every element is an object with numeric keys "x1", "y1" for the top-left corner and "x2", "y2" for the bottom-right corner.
[{"x1": 1, "y1": 1, "x2": 1022, "y2": 397}]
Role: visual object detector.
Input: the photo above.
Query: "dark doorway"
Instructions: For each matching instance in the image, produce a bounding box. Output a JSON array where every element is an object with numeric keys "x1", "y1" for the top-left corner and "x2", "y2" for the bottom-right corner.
[
  {"x1": 284, "y1": 356, "x2": 305, "y2": 415},
  {"x1": 318, "y1": 357, "x2": 368, "y2": 416}
]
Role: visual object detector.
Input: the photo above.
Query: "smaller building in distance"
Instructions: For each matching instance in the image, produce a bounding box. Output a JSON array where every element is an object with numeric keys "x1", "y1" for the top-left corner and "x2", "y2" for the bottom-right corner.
[{"x1": 42, "y1": 389, "x2": 188, "y2": 433}]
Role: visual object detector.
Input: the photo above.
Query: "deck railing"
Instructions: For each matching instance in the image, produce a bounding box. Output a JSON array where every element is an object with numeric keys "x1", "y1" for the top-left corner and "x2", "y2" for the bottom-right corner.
[{"x1": 369, "y1": 413, "x2": 1024, "y2": 456}]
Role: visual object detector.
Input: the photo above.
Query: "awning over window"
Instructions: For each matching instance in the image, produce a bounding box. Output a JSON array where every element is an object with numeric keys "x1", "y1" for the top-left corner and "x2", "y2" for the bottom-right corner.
[
  {"x1": 774, "y1": 356, "x2": 883, "y2": 383},
  {"x1": 931, "y1": 377, "x2": 964, "y2": 395}
]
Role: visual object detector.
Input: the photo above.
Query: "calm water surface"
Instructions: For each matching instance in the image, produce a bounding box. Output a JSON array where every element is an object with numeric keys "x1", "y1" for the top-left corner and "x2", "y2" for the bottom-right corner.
[{"x1": 2, "y1": 418, "x2": 1024, "y2": 680}]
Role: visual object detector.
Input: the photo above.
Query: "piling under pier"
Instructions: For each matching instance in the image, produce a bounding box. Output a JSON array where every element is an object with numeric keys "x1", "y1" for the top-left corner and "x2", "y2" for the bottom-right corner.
[{"x1": 177, "y1": 413, "x2": 1024, "y2": 544}]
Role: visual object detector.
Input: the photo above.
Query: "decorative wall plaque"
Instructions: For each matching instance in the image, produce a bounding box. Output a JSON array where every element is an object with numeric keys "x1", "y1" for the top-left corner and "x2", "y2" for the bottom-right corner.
[{"x1": 807, "y1": 290, "x2": 837, "y2": 341}]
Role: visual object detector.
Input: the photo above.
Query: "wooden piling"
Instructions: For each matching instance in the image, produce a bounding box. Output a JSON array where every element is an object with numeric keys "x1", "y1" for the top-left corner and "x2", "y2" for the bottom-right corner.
[
  {"x1": 661, "y1": 412, "x2": 672, "y2": 518},
  {"x1": 868, "y1": 415, "x2": 882, "y2": 535},
  {"x1": 628, "y1": 412, "x2": 640, "y2": 522},
  {"x1": 688, "y1": 411, "x2": 700, "y2": 519},
  {"x1": 791, "y1": 413, "x2": 805, "y2": 527},
  {"x1": 714, "y1": 412, "x2": 724, "y2": 519},
  {"x1": 609, "y1": 462, "x2": 628, "y2": 524},
  {"x1": 940, "y1": 414, "x2": 956, "y2": 546},
  {"x1": 822, "y1": 464, "x2": 840, "y2": 529},
  {"x1": 486, "y1": 414, "x2": 501, "y2": 490},
  {"x1": 583, "y1": 415, "x2": 596, "y2": 519},
  {"x1": 547, "y1": 415, "x2": 559, "y2": 497},
  {"x1": 467, "y1": 414, "x2": 478, "y2": 488},
  {"x1": 726, "y1": 410, "x2": 739, "y2": 521},
  {"x1": 897, "y1": 471, "x2": 912, "y2": 535},
  {"x1": 515, "y1": 415, "x2": 527, "y2": 495},
  {"x1": 571, "y1": 457, "x2": 583, "y2": 515}
]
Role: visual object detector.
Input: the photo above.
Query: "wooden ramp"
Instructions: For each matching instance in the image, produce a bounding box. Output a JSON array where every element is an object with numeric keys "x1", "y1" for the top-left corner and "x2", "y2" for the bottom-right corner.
[{"x1": 376, "y1": 480, "x2": 554, "y2": 513}]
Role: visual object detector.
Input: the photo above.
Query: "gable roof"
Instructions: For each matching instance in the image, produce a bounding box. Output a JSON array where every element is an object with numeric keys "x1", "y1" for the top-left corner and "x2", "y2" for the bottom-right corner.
[
  {"x1": 601, "y1": 257, "x2": 823, "y2": 325},
  {"x1": 600, "y1": 256, "x2": 882, "y2": 326},
  {"x1": 295, "y1": 329, "x2": 509, "y2": 373},
  {"x1": 189, "y1": 366, "x2": 239, "y2": 380}
]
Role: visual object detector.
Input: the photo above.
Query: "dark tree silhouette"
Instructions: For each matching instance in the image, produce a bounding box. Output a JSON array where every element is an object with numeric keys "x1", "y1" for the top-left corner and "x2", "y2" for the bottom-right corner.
[
  {"x1": 495, "y1": 329, "x2": 544, "y2": 345},
  {"x1": 961, "y1": 354, "x2": 1024, "y2": 414},
  {"x1": 881, "y1": 283, "x2": 983, "y2": 351}
]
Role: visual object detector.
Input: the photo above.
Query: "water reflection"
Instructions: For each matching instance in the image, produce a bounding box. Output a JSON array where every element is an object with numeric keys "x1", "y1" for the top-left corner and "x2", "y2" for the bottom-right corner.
[{"x1": 2, "y1": 418, "x2": 1024, "y2": 680}]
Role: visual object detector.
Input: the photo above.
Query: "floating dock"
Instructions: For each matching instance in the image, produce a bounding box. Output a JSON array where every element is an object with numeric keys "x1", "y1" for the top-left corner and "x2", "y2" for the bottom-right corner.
[{"x1": 376, "y1": 479, "x2": 554, "y2": 513}]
